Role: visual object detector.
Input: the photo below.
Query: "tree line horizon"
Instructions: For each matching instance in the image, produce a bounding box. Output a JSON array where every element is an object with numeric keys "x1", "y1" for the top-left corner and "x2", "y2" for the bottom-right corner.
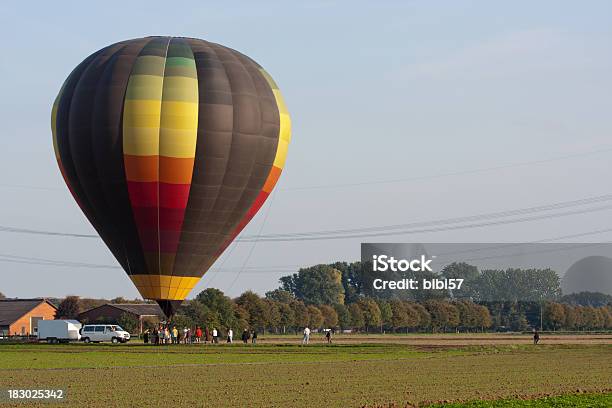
[{"x1": 10, "y1": 261, "x2": 611, "y2": 334}]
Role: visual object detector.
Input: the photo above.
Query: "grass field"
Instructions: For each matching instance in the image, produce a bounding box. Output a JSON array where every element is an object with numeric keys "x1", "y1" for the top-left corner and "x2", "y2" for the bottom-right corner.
[{"x1": 0, "y1": 334, "x2": 610, "y2": 407}]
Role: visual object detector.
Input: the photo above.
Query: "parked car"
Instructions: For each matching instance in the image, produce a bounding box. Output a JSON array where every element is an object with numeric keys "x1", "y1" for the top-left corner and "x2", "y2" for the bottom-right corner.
[
  {"x1": 38, "y1": 320, "x2": 82, "y2": 343},
  {"x1": 80, "y1": 324, "x2": 130, "y2": 343}
]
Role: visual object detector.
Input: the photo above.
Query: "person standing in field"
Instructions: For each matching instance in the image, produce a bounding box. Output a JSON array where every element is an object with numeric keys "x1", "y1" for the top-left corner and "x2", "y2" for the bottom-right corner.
[
  {"x1": 533, "y1": 329, "x2": 540, "y2": 345},
  {"x1": 241, "y1": 329, "x2": 249, "y2": 344},
  {"x1": 251, "y1": 330, "x2": 258, "y2": 345},
  {"x1": 227, "y1": 328, "x2": 233, "y2": 343},
  {"x1": 325, "y1": 329, "x2": 332, "y2": 344},
  {"x1": 302, "y1": 327, "x2": 310, "y2": 345},
  {"x1": 195, "y1": 326, "x2": 202, "y2": 343},
  {"x1": 205, "y1": 327, "x2": 211, "y2": 344},
  {"x1": 165, "y1": 327, "x2": 171, "y2": 344},
  {"x1": 212, "y1": 328, "x2": 218, "y2": 344},
  {"x1": 172, "y1": 326, "x2": 179, "y2": 344}
]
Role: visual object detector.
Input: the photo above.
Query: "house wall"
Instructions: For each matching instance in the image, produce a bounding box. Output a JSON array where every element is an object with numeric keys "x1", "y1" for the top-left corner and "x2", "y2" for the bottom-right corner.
[
  {"x1": 78, "y1": 305, "x2": 127, "y2": 323},
  {"x1": 8, "y1": 302, "x2": 57, "y2": 336}
]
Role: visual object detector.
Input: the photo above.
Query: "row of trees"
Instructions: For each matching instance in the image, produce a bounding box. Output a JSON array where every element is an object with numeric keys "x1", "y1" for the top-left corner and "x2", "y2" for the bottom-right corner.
[
  {"x1": 14, "y1": 257, "x2": 611, "y2": 334},
  {"x1": 171, "y1": 289, "x2": 493, "y2": 334},
  {"x1": 52, "y1": 290, "x2": 612, "y2": 334},
  {"x1": 541, "y1": 302, "x2": 612, "y2": 331},
  {"x1": 277, "y1": 262, "x2": 597, "y2": 304},
  {"x1": 170, "y1": 289, "x2": 612, "y2": 334}
]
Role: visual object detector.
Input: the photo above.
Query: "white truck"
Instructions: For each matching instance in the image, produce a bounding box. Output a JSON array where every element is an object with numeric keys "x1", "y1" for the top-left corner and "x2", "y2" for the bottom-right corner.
[{"x1": 37, "y1": 320, "x2": 82, "y2": 343}]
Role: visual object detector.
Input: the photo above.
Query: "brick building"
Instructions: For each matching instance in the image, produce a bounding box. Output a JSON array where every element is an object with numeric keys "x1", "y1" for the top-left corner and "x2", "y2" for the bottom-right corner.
[
  {"x1": 0, "y1": 299, "x2": 58, "y2": 336},
  {"x1": 78, "y1": 303, "x2": 164, "y2": 334}
]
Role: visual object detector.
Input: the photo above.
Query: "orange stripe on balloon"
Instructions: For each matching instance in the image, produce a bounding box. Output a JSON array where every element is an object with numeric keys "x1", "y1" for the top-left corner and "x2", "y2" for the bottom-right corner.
[
  {"x1": 125, "y1": 155, "x2": 194, "y2": 184},
  {"x1": 124, "y1": 155, "x2": 158, "y2": 182},
  {"x1": 262, "y1": 165, "x2": 281, "y2": 193},
  {"x1": 159, "y1": 156, "x2": 195, "y2": 184}
]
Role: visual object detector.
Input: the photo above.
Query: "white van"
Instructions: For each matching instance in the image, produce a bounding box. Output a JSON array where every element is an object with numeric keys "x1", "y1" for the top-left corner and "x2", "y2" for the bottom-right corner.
[{"x1": 80, "y1": 324, "x2": 130, "y2": 343}]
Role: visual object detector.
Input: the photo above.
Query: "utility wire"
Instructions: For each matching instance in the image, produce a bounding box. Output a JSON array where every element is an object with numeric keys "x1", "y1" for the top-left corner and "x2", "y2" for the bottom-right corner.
[
  {"x1": 238, "y1": 204, "x2": 612, "y2": 242},
  {"x1": 226, "y1": 190, "x2": 278, "y2": 292},
  {"x1": 3, "y1": 193, "x2": 612, "y2": 242},
  {"x1": 2, "y1": 227, "x2": 612, "y2": 272},
  {"x1": 238, "y1": 194, "x2": 612, "y2": 240}
]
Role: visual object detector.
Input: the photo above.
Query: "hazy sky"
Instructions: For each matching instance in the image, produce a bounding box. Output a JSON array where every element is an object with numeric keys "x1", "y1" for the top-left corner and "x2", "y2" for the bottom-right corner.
[{"x1": 1, "y1": 1, "x2": 611, "y2": 299}]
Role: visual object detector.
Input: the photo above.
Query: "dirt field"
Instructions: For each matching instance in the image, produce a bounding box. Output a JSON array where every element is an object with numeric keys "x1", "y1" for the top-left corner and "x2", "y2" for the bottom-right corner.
[
  {"x1": 0, "y1": 335, "x2": 610, "y2": 407},
  {"x1": 258, "y1": 332, "x2": 612, "y2": 346}
]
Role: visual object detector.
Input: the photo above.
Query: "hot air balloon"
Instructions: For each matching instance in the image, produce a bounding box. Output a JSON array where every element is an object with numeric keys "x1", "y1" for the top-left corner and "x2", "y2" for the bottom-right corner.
[{"x1": 51, "y1": 37, "x2": 290, "y2": 317}]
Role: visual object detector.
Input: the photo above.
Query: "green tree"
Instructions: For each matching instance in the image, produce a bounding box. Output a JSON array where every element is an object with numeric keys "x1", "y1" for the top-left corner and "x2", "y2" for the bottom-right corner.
[
  {"x1": 410, "y1": 302, "x2": 430, "y2": 330},
  {"x1": 444, "y1": 302, "x2": 460, "y2": 330},
  {"x1": 318, "y1": 304, "x2": 338, "y2": 328},
  {"x1": 602, "y1": 307, "x2": 612, "y2": 329},
  {"x1": 376, "y1": 300, "x2": 393, "y2": 332},
  {"x1": 560, "y1": 291, "x2": 612, "y2": 307},
  {"x1": 264, "y1": 299, "x2": 281, "y2": 332},
  {"x1": 329, "y1": 261, "x2": 364, "y2": 304},
  {"x1": 277, "y1": 302, "x2": 295, "y2": 333},
  {"x1": 476, "y1": 268, "x2": 561, "y2": 302},
  {"x1": 307, "y1": 305, "x2": 324, "y2": 329},
  {"x1": 389, "y1": 300, "x2": 409, "y2": 332},
  {"x1": 235, "y1": 291, "x2": 268, "y2": 330},
  {"x1": 280, "y1": 265, "x2": 345, "y2": 305},
  {"x1": 357, "y1": 298, "x2": 381, "y2": 333},
  {"x1": 55, "y1": 296, "x2": 81, "y2": 319},
  {"x1": 509, "y1": 310, "x2": 529, "y2": 331},
  {"x1": 423, "y1": 300, "x2": 451, "y2": 332},
  {"x1": 348, "y1": 303, "x2": 365, "y2": 331},
  {"x1": 233, "y1": 305, "x2": 250, "y2": 332},
  {"x1": 290, "y1": 300, "x2": 309, "y2": 331},
  {"x1": 543, "y1": 302, "x2": 566, "y2": 330},
  {"x1": 180, "y1": 299, "x2": 216, "y2": 328},
  {"x1": 441, "y1": 262, "x2": 480, "y2": 299},
  {"x1": 265, "y1": 289, "x2": 295, "y2": 303},
  {"x1": 475, "y1": 305, "x2": 492, "y2": 331},
  {"x1": 195, "y1": 288, "x2": 236, "y2": 329},
  {"x1": 170, "y1": 314, "x2": 194, "y2": 333},
  {"x1": 333, "y1": 303, "x2": 351, "y2": 330},
  {"x1": 562, "y1": 304, "x2": 576, "y2": 330},
  {"x1": 117, "y1": 312, "x2": 139, "y2": 334}
]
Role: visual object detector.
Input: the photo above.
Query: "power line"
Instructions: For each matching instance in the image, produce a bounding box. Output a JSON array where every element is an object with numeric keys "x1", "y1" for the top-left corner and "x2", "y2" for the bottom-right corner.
[
  {"x1": 238, "y1": 194, "x2": 612, "y2": 240},
  {"x1": 226, "y1": 190, "x2": 278, "y2": 292},
  {"x1": 0, "y1": 225, "x2": 98, "y2": 238},
  {"x1": 238, "y1": 204, "x2": 612, "y2": 242},
  {"x1": 2, "y1": 193, "x2": 612, "y2": 242},
  {"x1": 2, "y1": 226, "x2": 612, "y2": 272},
  {"x1": 429, "y1": 227, "x2": 612, "y2": 259}
]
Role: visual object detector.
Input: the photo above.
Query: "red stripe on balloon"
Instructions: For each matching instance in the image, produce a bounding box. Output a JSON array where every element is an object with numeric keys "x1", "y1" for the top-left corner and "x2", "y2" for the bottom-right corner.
[{"x1": 214, "y1": 189, "x2": 271, "y2": 257}]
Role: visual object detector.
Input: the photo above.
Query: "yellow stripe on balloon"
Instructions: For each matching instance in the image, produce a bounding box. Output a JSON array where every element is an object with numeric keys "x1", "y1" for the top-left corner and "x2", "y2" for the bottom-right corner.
[
  {"x1": 129, "y1": 275, "x2": 200, "y2": 300},
  {"x1": 259, "y1": 68, "x2": 291, "y2": 170}
]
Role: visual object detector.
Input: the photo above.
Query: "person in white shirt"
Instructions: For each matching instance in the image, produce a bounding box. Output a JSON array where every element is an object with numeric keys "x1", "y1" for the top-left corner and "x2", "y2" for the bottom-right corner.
[
  {"x1": 212, "y1": 328, "x2": 218, "y2": 343},
  {"x1": 302, "y1": 327, "x2": 310, "y2": 345},
  {"x1": 227, "y1": 328, "x2": 233, "y2": 343}
]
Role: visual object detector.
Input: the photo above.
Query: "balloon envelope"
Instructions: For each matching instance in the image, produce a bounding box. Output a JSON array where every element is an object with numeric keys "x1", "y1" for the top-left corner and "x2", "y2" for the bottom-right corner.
[{"x1": 51, "y1": 37, "x2": 291, "y2": 316}]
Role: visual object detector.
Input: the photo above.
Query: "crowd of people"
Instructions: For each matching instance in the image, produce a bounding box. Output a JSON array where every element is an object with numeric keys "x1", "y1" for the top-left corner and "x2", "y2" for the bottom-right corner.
[
  {"x1": 139, "y1": 323, "x2": 340, "y2": 346},
  {"x1": 141, "y1": 325, "x2": 260, "y2": 345}
]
